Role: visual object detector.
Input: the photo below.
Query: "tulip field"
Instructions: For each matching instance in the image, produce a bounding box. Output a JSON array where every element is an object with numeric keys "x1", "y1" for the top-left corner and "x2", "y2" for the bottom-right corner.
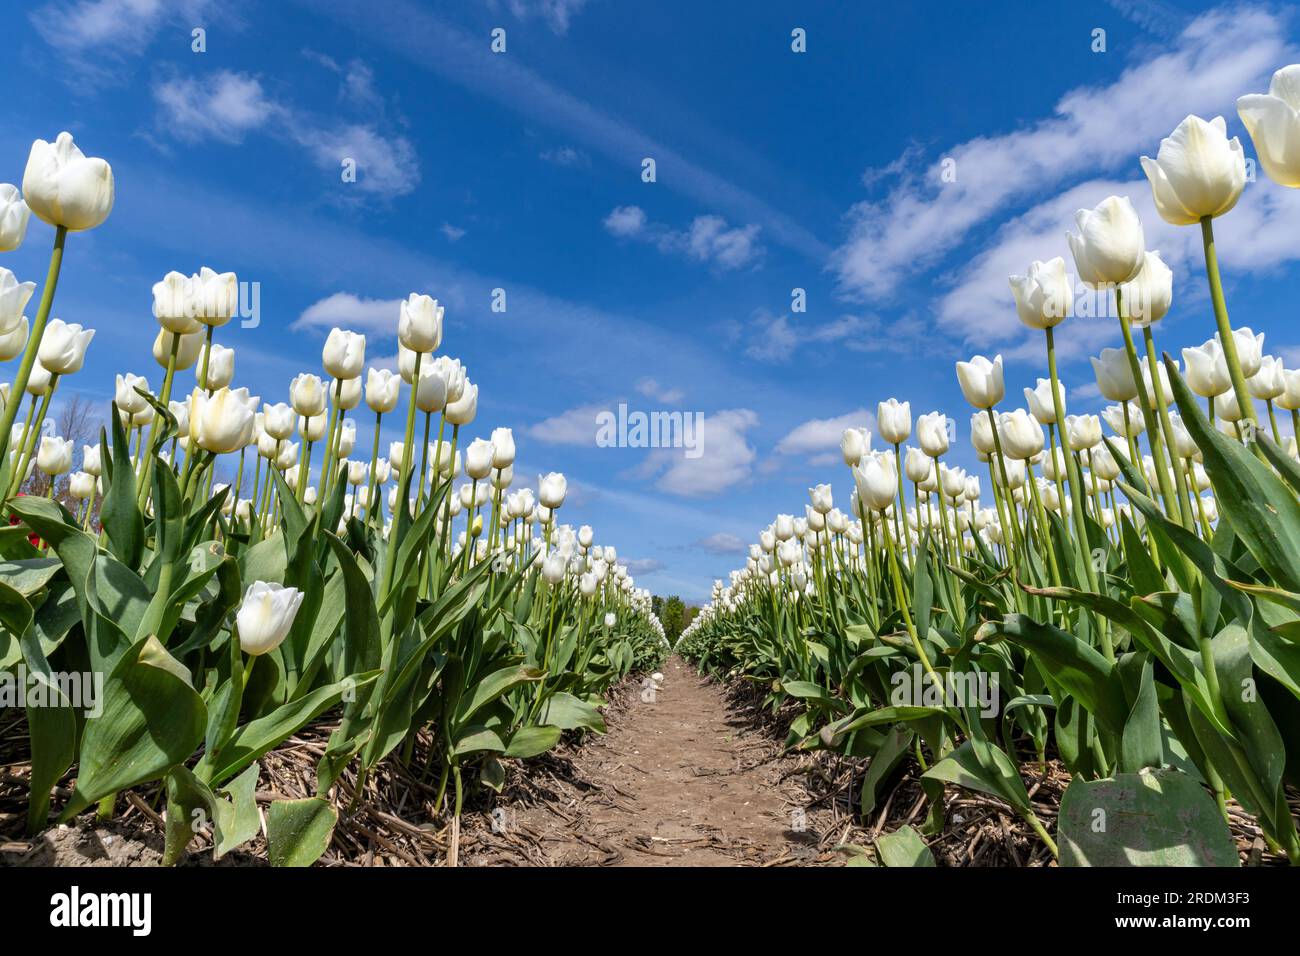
[
  {"x1": 4, "y1": 17, "x2": 1300, "y2": 880},
  {"x1": 0, "y1": 134, "x2": 668, "y2": 867},
  {"x1": 679, "y1": 74, "x2": 1300, "y2": 867}
]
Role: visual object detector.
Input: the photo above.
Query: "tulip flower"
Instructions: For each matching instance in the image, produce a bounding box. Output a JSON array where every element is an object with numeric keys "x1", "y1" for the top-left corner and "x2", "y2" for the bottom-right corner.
[
  {"x1": 490, "y1": 427, "x2": 516, "y2": 469},
  {"x1": 1141, "y1": 116, "x2": 1246, "y2": 225},
  {"x1": 904, "y1": 446, "x2": 932, "y2": 483},
  {"x1": 877, "y1": 398, "x2": 910, "y2": 444},
  {"x1": 152, "y1": 272, "x2": 200, "y2": 333},
  {"x1": 1248, "y1": 355, "x2": 1285, "y2": 401},
  {"x1": 398, "y1": 293, "x2": 443, "y2": 353},
  {"x1": 809, "y1": 483, "x2": 833, "y2": 514},
  {"x1": 36, "y1": 435, "x2": 72, "y2": 475},
  {"x1": 1090, "y1": 348, "x2": 1139, "y2": 403},
  {"x1": 414, "y1": 364, "x2": 447, "y2": 413},
  {"x1": 431, "y1": 356, "x2": 466, "y2": 403},
  {"x1": 0, "y1": 268, "x2": 35, "y2": 336},
  {"x1": 916, "y1": 412, "x2": 950, "y2": 457},
  {"x1": 114, "y1": 373, "x2": 150, "y2": 415},
  {"x1": 539, "y1": 471, "x2": 567, "y2": 509},
  {"x1": 236, "y1": 581, "x2": 305, "y2": 656},
  {"x1": 466, "y1": 437, "x2": 494, "y2": 480},
  {"x1": 1182, "y1": 339, "x2": 1232, "y2": 399},
  {"x1": 203, "y1": 344, "x2": 235, "y2": 389},
  {"x1": 323, "y1": 328, "x2": 366, "y2": 380},
  {"x1": 840, "y1": 427, "x2": 867, "y2": 466},
  {"x1": 999, "y1": 409, "x2": 1044, "y2": 460},
  {"x1": 335, "y1": 376, "x2": 361, "y2": 410},
  {"x1": 36, "y1": 319, "x2": 93, "y2": 375},
  {"x1": 68, "y1": 470, "x2": 95, "y2": 500},
  {"x1": 445, "y1": 380, "x2": 478, "y2": 426},
  {"x1": 1009, "y1": 257, "x2": 1072, "y2": 329},
  {"x1": 298, "y1": 414, "x2": 327, "y2": 442},
  {"x1": 365, "y1": 368, "x2": 401, "y2": 414},
  {"x1": 153, "y1": 328, "x2": 204, "y2": 370},
  {"x1": 189, "y1": 267, "x2": 239, "y2": 328},
  {"x1": 1237, "y1": 65, "x2": 1300, "y2": 188},
  {"x1": 1067, "y1": 196, "x2": 1144, "y2": 285},
  {"x1": 1023, "y1": 378, "x2": 1061, "y2": 425},
  {"x1": 969, "y1": 412, "x2": 995, "y2": 456},
  {"x1": 190, "y1": 386, "x2": 257, "y2": 455},
  {"x1": 290, "y1": 373, "x2": 327, "y2": 418},
  {"x1": 0, "y1": 185, "x2": 30, "y2": 252},
  {"x1": 1117, "y1": 250, "x2": 1173, "y2": 327},
  {"x1": 0, "y1": 318, "x2": 28, "y2": 362},
  {"x1": 22, "y1": 132, "x2": 114, "y2": 232},
  {"x1": 25, "y1": 359, "x2": 51, "y2": 396},
  {"x1": 262, "y1": 402, "x2": 295, "y2": 441},
  {"x1": 81, "y1": 444, "x2": 102, "y2": 476},
  {"x1": 853, "y1": 453, "x2": 898, "y2": 513},
  {"x1": 1221, "y1": 327, "x2": 1264, "y2": 378},
  {"x1": 1065, "y1": 414, "x2": 1103, "y2": 451},
  {"x1": 955, "y1": 354, "x2": 1004, "y2": 409}
]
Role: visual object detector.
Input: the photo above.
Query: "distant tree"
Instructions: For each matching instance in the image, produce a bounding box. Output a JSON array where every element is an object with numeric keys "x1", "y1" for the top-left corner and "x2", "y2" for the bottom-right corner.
[
  {"x1": 651, "y1": 594, "x2": 663, "y2": 617},
  {"x1": 659, "y1": 595, "x2": 686, "y2": 644}
]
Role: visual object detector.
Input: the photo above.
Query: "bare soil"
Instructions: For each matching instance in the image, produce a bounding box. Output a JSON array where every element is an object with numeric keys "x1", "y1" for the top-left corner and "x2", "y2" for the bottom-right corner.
[{"x1": 465, "y1": 656, "x2": 825, "y2": 866}]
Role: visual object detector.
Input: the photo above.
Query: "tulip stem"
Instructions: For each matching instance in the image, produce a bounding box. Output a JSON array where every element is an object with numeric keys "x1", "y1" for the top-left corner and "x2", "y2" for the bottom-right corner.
[
  {"x1": 365, "y1": 411, "x2": 383, "y2": 528},
  {"x1": 10, "y1": 375, "x2": 60, "y2": 500},
  {"x1": 319, "y1": 378, "x2": 343, "y2": 500},
  {"x1": 1116, "y1": 290, "x2": 1178, "y2": 519},
  {"x1": 136, "y1": 331, "x2": 181, "y2": 513},
  {"x1": 1045, "y1": 327, "x2": 1111, "y2": 660},
  {"x1": 1199, "y1": 216, "x2": 1259, "y2": 434},
  {"x1": 1140, "y1": 325, "x2": 1194, "y2": 530},
  {"x1": 0, "y1": 226, "x2": 66, "y2": 486}
]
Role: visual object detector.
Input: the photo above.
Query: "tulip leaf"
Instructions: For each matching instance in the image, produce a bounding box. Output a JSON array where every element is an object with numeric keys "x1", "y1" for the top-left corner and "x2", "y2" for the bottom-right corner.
[
  {"x1": 504, "y1": 724, "x2": 563, "y2": 758},
  {"x1": 266, "y1": 797, "x2": 337, "y2": 867},
  {"x1": 1057, "y1": 768, "x2": 1238, "y2": 866},
  {"x1": 99, "y1": 413, "x2": 143, "y2": 569},
  {"x1": 539, "y1": 691, "x2": 606, "y2": 733},
  {"x1": 874, "y1": 824, "x2": 936, "y2": 867}
]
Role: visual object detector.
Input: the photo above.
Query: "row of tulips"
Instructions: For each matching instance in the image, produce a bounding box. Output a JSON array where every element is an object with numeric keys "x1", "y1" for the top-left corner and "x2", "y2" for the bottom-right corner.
[
  {"x1": 679, "y1": 65, "x2": 1300, "y2": 867},
  {"x1": 0, "y1": 132, "x2": 667, "y2": 865}
]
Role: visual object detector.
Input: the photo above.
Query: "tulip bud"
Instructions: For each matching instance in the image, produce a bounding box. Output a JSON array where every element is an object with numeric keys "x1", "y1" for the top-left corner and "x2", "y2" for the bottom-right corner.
[
  {"x1": 542, "y1": 553, "x2": 566, "y2": 584},
  {"x1": 1067, "y1": 196, "x2": 1144, "y2": 285},
  {"x1": 0, "y1": 316, "x2": 28, "y2": 362},
  {"x1": 69, "y1": 470, "x2": 96, "y2": 500},
  {"x1": 809, "y1": 483, "x2": 833, "y2": 514},
  {"x1": 81, "y1": 444, "x2": 102, "y2": 476},
  {"x1": 153, "y1": 328, "x2": 204, "y2": 370},
  {"x1": 365, "y1": 367, "x2": 401, "y2": 414},
  {"x1": 335, "y1": 375, "x2": 362, "y2": 411},
  {"x1": 191, "y1": 387, "x2": 257, "y2": 454},
  {"x1": 466, "y1": 437, "x2": 494, "y2": 480},
  {"x1": 114, "y1": 373, "x2": 151, "y2": 415},
  {"x1": 1090, "y1": 348, "x2": 1139, "y2": 403},
  {"x1": 414, "y1": 364, "x2": 447, "y2": 413},
  {"x1": 337, "y1": 420, "x2": 356, "y2": 457},
  {"x1": 490, "y1": 427, "x2": 516, "y2": 469},
  {"x1": 299, "y1": 414, "x2": 327, "y2": 442},
  {"x1": 262, "y1": 402, "x2": 295, "y2": 440},
  {"x1": 916, "y1": 412, "x2": 950, "y2": 457},
  {"x1": 853, "y1": 453, "x2": 897, "y2": 512},
  {"x1": 236, "y1": 581, "x2": 305, "y2": 656},
  {"x1": 290, "y1": 373, "x2": 327, "y2": 418},
  {"x1": 539, "y1": 471, "x2": 567, "y2": 509},
  {"x1": 998, "y1": 409, "x2": 1044, "y2": 461},
  {"x1": 877, "y1": 398, "x2": 911, "y2": 445},
  {"x1": 604, "y1": 612, "x2": 617, "y2": 628},
  {"x1": 203, "y1": 344, "x2": 235, "y2": 389},
  {"x1": 1118, "y1": 250, "x2": 1173, "y2": 327},
  {"x1": 445, "y1": 380, "x2": 478, "y2": 426}
]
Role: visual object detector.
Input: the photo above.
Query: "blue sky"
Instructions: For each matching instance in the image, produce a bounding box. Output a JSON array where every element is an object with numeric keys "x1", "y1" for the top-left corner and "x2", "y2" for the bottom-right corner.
[{"x1": 4, "y1": 0, "x2": 1300, "y2": 600}]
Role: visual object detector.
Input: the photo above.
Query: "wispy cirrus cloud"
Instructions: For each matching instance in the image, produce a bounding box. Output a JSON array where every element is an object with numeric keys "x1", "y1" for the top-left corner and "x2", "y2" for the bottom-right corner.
[{"x1": 832, "y1": 7, "x2": 1292, "y2": 299}]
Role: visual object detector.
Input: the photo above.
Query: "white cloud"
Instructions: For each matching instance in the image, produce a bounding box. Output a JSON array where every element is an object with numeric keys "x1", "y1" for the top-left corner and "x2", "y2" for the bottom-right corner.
[
  {"x1": 152, "y1": 68, "x2": 420, "y2": 195},
  {"x1": 604, "y1": 207, "x2": 764, "y2": 270},
  {"x1": 603, "y1": 205, "x2": 646, "y2": 237},
  {"x1": 697, "y1": 532, "x2": 747, "y2": 555},
  {"x1": 441, "y1": 223, "x2": 466, "y2": 241},
  {"x1": 526, "y1": 403, "x2": 608, "y2": 446},
  {"x1": 775, "y1": 408, "x2": 874, "y2": 457},
  {"x1": 641, "y1": 409, "x2": 759, "y2": 497},
  {"x1": 624, "y1": 557, "x2": 665, "y2": 575},
  {"x1": 293, "y1": 292, "x2": 402, "y2": 334},
  {"x1": 832, "y1": 7, "x2": 1292, "y2": 299},
  {"x1": 153, "y1": 71, "x2": 277, "y2": 144},
  {"x1": 737, "y1": 310, "x2": 923, "y2": 363},
  {"x1": 498, "y1": 0, "x2": 591, "y2": 35},
  {"x1": 33, "y1": 0, "x2": 215, "y2": 56},
  {"x1": 635, "y1": 377, "x2": 684, "y2": 404}
]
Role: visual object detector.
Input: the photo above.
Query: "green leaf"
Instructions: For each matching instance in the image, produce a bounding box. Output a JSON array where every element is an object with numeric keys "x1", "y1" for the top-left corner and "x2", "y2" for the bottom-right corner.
[
  {"x1": 1058, "y1": 769, "x2": 1238, "y2": 866},
  {"x1": 99, "y1": 413, "x2": 143, "y2": 569},
  {"x1": 874, "y1": 824, "x2": 936, "y2": 867},
  {"x1": 504, "y1": 724, "x2": 562, "y2": 758},
  {"x1": 539, "y1": 691, "x2": 606, "y2": 732},
  {"x1": 266, "y1": 797, "x2": 336, "y2": 867}
]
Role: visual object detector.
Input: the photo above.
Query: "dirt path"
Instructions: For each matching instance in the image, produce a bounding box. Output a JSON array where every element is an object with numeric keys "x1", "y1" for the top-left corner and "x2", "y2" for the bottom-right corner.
[{"x1": 471, "y1": 656, "x2": 822, "y2": 866}]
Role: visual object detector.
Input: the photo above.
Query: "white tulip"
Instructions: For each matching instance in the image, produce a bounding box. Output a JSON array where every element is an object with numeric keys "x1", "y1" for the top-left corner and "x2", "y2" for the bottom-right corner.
[
  {"x1": 262, "y1": 402, "x2": 295, "y2": 440},
  {"x1": 955, "y1": 354, "x2": 1004, "y2": 409},
  {"x1": 1009, "y1": 257, "x2": 1072, "y2": 329},
  {"x1": 298, "y1": 414, "x2": 327, "y2": 442},
  {"x1": 539, "y1": 471, "x2": 567, "y2": 509},
  {"x1": 81, "y1": 443, "x2": 102, "y2": 476},
  {"x1": 152, "y1": 271, "x2": 200, "y2": 333},
  {"x1": 0, "y1": 184, "x2": 31, "y2": 252},
  {"x1": 853, "y1": 453, "x2": 897, "y2": 512},
  {"x1": 1238, "y1": 65, "x2": 1300, "y2": 188},
  {"x1": 1117, "y1": 250, "x2": 1173, "y2": 327},
  {"x1": 68, "y1": 470, "x2": 96, "y2": 500},
  {"x1": 36, "y1": 435, "x2": 73, "y2": 475},
  {"x1": 1182, "y1": 339, "x2": 1232, "y2": 399},
  {"x1": 236, "y1": 582, "x2": 305, "y2": 656},
  {"x1": 203, "y1": 344, "x2": 235, "y2": 389},
  {"x1": 1141, "y1": 115, "x2": 1246, "y2": 225},
  {"x1": 466, "y1": 437, "x2": 495, "y2": 480},
  {"x1": 1220, "y1": 326, "x2": 1264, "y2": 378},
  {"x1": 999, "y1": 409, "x2": 1044, "y2": 460},
  {"x1": 365, "y1": 367, "x2": 401, "y2": 414},
  {"x1": 22, "y1": 132, "x2": 114, "y2": 231},
  {"x1": 1065, "y1": 414, "x2": 1103, "y2": 451},
  {"x1": 1023, "y1": 378, "x2": 1061, "y2": 425},
  {"x1": 289, "y1": 373, "x2": 327, "y2": 418},
  {"x1": 337, "y1": 420, "x2": 356, "y2": 457},
  {"x1": 114, "y1": 373, "x2": 150, "y2": 415},
  {"x1": 335, "y1": 375, "x2": 361, "y2": 411},
  {"x1": 323, "y1": 328, "x2": 366, "y2": 380},
  {"x1": 445, "y1": 380, "x2": 478, "y2": 426},
  {"x1": 190, "y1": 386, "x2": 257, "y2": 454},
  {"x1": 414, "y1": 364, "x2": 447, "y2": 413},
  {"x1": 0, "y1": 268, "x2": 35, "y2": 336},
  {"x1": 1067, "y1": 196, "x2": 1145, "y2": 285},
  {"x1": 152, "y1": 328, "x2": 204, "y2": 370},
  {"x1": 840, "y1": 426, "x2": 867, "y2": 466},
  {"x1": 877, "y1": 398, "x2": 911, "y2": 444},
  {"x1": 0, "y1": 317, "x2": 28, "y2": 362},
  {"x1": 490, "y1": 427, "x2": 516, "y2": 469},
  {"x1": 398, "y1": 293, "x2": 443, "y2": 353},
  {"x1": 904, "y1": 445, "x2": 933, "y2": 483},
  {"x1": 916, "y1": 412, "x2": 950, "y2": 457},
  {"x1": 1090, "y1": 347, "x2": 1139, "y2": 402},
  {"x1": 809, "y1": 483, "x2": 833, "y2": 514},
  {"x1": 191, "y1": 267, "x2": 239, "y2": 327},
  {"x1": 37, "y1": 318, "x2": 94, "y2": 374},
  {"x1": 1248, "y1": 355, "x2": 1286, "y2": 401}
]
